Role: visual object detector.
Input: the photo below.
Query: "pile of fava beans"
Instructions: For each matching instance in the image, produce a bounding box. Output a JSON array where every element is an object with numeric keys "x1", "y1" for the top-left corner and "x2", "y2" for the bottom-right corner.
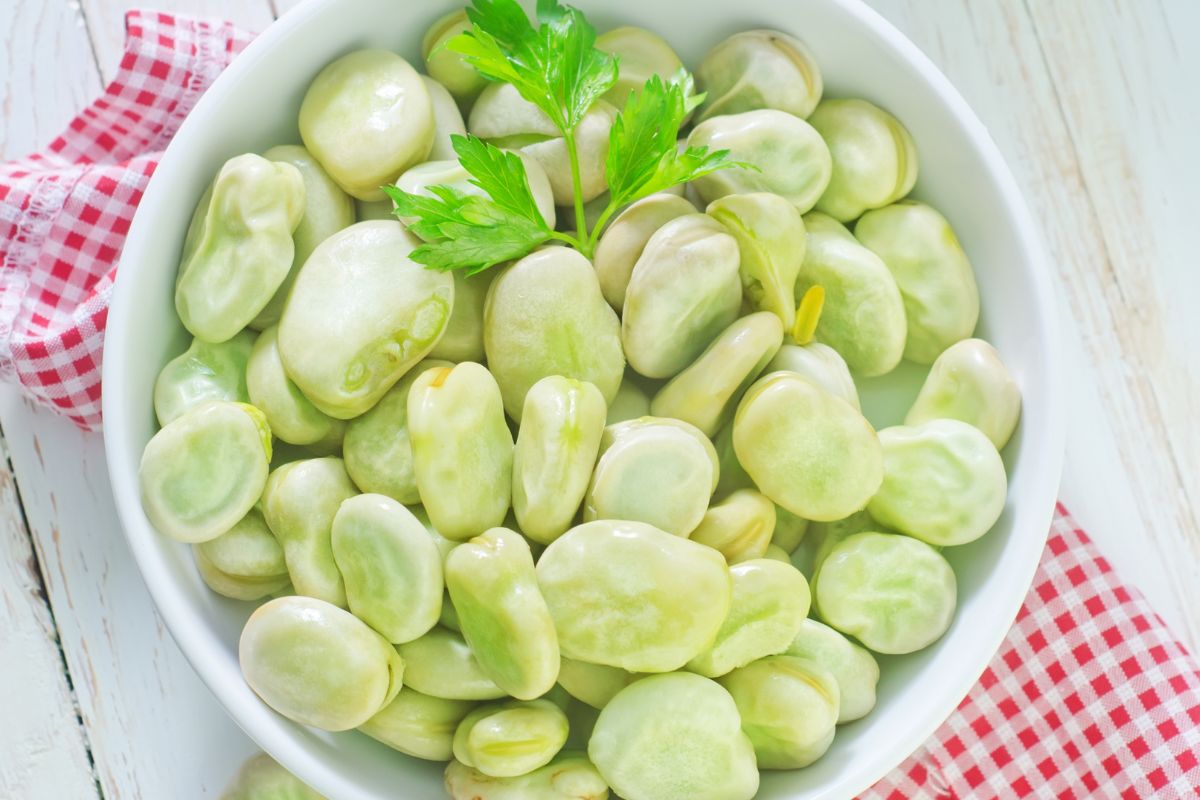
[{"x1": 141, "y1": 12, "x2": 1022, "y2": 800}]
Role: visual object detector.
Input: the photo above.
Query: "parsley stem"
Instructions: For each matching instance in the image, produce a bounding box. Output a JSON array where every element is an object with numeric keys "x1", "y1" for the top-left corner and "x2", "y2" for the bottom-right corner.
[
  {"x1": 585, "y1": 200, "x2": 622, "y2": 253},
  {"x1": 562, "y1": 129, "x2": 591, "y2": 253},
  {"x1": 546, "y1": 230, "x2": 583, "y2": 247}
]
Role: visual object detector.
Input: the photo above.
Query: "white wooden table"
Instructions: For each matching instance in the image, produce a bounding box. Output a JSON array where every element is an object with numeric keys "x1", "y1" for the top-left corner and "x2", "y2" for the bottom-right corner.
[{"x1": 2, "y1": 1, "x2": 1197, "y2": 797}]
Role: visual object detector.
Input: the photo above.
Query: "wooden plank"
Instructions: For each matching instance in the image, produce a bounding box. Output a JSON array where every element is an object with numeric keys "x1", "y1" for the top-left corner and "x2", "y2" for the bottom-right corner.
[
  {"x1": 864, "y1": 0, "x2": 1200, "y2": 648},
  {"x1": 1022, "y1": 0, "x2": 1200, "y2": 634},
  {"x1": 0, "y1": 427, "x2": 100, "y2": 799},
  {"x1": 0, "y1": 388, "x2": 259, "y2": 799},
  {"x1": 78, "y1": 0, "x2": 277, "y2": 83},
  {"x1": 0, "y1": 0, "x2": 103, "y2": 159},
  {"x1": 0, "y1": 3, "x2": 107, "y2": 798},
  {"x1": 0, "y1": 0, "x2": 278, "y2": 795}
]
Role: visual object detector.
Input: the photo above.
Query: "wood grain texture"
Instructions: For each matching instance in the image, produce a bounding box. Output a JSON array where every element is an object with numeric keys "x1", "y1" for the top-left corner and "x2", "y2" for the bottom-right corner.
[
  {"x1": 0, "y1": 388, "x2": 259, "y2": 800},
  {"x1": 1023, "y1": 0, "x2": 1200, "y2": 643},
  {"x1": 864, "y1": 0, "x2": 1200, "y2": 649},
  {"x1": 1, "y1": 6, "x2": 270, "y2": 798},
  {"x1": 0, "y1": 3, "x2": 106, "y2": 798},
  {"x1": 0, "y1": 428, "x2": 100, "y2": 800},
  {"x1": 79, "y1": 0, "x2": 276, "y2": 82},
  {"x1": 0, "y1": 0, "x2": 102, "y2": 159}
]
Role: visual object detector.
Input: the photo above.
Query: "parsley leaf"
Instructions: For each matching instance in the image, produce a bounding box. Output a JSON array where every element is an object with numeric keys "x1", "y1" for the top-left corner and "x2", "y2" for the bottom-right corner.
[
  {"x1": 605, "y1": 74, "x2": 750, "y2": 209},
  {"x1": 452, "y1": 134, "x2": 546, "y2": 226},
  {"x1": 388, "y1": 0, "x2": 752, "y2": 272},
  {"x1": 382, "y1": 139, "x2": 557, "y2": 275},
  {"x1": 534, "y1": 0, "x2": 618, "y2": 130},
  {"x1": 387, "y1": 186, "x2": 554, "y2": 275},
  {"x1": 450, "y1": 0, "x2": 617, "y2": 133},
  {"x1": 406, "y1": 214, "x2": 552, "y2": 275},
  {"x1": 383, "y1": 184, "x2": 474, "y2": 243}
]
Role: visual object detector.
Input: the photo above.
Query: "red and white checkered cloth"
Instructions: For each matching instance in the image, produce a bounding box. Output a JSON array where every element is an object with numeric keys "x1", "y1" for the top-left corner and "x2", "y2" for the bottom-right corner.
[
  {"x1": 0, "y1": 10, "x2": 252, "y2": 429},
  {"x1": 2, "y1": 11, "x2": 1198, "y2": 799},
  {"x1": 862, "y1": 504, "x2": 1200, "y2": 799}
]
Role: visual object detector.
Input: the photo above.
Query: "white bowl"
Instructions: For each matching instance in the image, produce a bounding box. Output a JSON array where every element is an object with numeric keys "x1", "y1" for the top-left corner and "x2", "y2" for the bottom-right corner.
[{"x1": 103, "y1": 0, "x2": 1064, "y2": 797}]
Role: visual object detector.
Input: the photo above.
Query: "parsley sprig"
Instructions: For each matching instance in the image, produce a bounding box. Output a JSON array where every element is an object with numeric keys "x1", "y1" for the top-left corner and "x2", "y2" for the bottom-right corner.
[
  {"x1": 383, "y1": 135, "x2": 568, "y2": 274},
  {"x1": 386, "y1": 0, "x2": 749, "y2": 274}
]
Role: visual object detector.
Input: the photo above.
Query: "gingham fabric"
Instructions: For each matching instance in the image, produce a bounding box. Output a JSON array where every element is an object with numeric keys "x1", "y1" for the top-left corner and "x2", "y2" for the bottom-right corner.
[
  {"x1": 860, "y1": 504, "x2": 1200, "y2": 799},
  {"x1": 3, "y1": 12, "x2": 1199, "y2": 799},
  {"x1": 0, "y1": 10, "x2": 252, "y2": 429}
]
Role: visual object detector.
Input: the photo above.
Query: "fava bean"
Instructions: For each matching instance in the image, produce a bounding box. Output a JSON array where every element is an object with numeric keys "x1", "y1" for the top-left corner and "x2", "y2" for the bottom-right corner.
[
  {"x1": 246, "y1": 326, "x2": 344, "y2": 446},
  {"x1": 586, "y1": 418, "x2": 716, "y2": 537},
  {"x1": 331, "y1": 493, "x2": 443, "y2": 644},
  {"x1": 299, "y1": 50, "x2": 433, "y2": 201},
  {"x1": 809, "y1": 98, "x2": 918, "y2": 222},
  {"x1": 856, "y1": 200, "x2": 979, "y2": 363},
  {"x1": 470, "y1": 82, "x2": 615, "y2": 204},
  {"x1": 707, "y1": 193, "x2": 807, "y2": 330},
  {"x1": 596, "y1": 26, "x2": 686, "y2": 109},
  {"x1": 153, "y1": 331, "x2": 256, "y2": 426},
  {"x1": 650, "y1": 312, "x2": 783, "y2": 436},
  {"x1": 484, "y1": 247, "x2": 624, "y2": 420},
  {"x1": 557, "y1": 657, "x2": 642, "y2": 710},
  {"x1": 695, "y1": 30, "x2": 822, "y2": 122},
  {"x1": 140, "y1": 401, "x2": 271, "y2": 544},
  {"x1": 868, "y1": 419, "x2": 1007, "y2": 547},
  {"x1": 422, "y1": 10, "x2": 488, "y2": 107},
  {"x1": 221, "y1": 753, "x2": 325, "y2": 800},
  {"x1": 452, "y1": 699, "x2": 569, "y2": 777},
  {"x1": 593, "y1": 193, "x2": 696, "y2": 312},
  {"x1": 445, "y1": 528, "x2": 560, "y2": 700},
  {"x1": 767, "y1": 342, "x2": 860, "y2": 410},
  {"x1": 905, "y1": 338, "x2": 1021, "y2": 449},
  {"x1": 444, "y1": 752, "x2": 610, "y2": 800},
  {"x1": 815, "y1": 531, "x2": 956, "y2": 654},
  {"x1": 261, "y1": 457, "x2": 357, "y2": 607},
  {"x1": 239, "y1": 596, "x2": 404, "y2": 730},
  {"x1": 359, "y1": 687, "x2": 476, "y2": 762},
  {"x1": 785, "y1": 619, "x2": 880, "y2": 723},
  {"x1": 342, "y1": 360, "x2": 452, "y2": 505},
  {"x1": 795, "y1": 213, "x2": 906, "y2": 377},
  {"x1": 252, "y1": 144, "x2": 355, "y2": 329},
  {"x1": 689, "y1": 110, "x2": 831, "y2": 213},
  {"x1": 604, "y1": 378, "x2": 651, "y2": 425},
  {"x1": 622, "y1": 214, "x2": 742, "y2": 378},
  {"x1": 513, "y1": 377, "x2": 608, "y2": 544},
  {"x1": 687, "y1": 559, "x2": 810, "y2": 678},
  {"x1": 398, "y1": 627, "x2": 507, "y2": 701},
  {"x1": 175, "y1": 154, "x2": 304, "y2": 342},
  {"x1": 193, "y1": 508, "x2": 289, "y2": 602},
  {"x1": 409, "y1": 363, "x2": 514, "y2": 541},
  {"x1": 689, "y1": 489, "x2": 777, "y2": 563},
  {"x1": 733, "y1": 371, "x2": 883, "y2": 521},
  {"x1": 277, "y1": 221, "x2": 453, "y2": 419},
  {"x1": 771, "y1": 506, "x2": 810, "y2": 554},
  {"x1": 589, "y1": 673, "x2": 759, "y2": 800},
  {"x1": 421, "y1": 76, "x2": 469, "y2": 162},
  {"x1": 718, "y1": 655, "x2": 839, "y2": 769},
  {"x1": 537, "y1": 520, "x2": 731, "y2": 672}
]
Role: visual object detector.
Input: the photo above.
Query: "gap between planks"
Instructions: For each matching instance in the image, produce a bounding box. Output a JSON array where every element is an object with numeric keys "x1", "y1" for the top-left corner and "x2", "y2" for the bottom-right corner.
[{"x1": 0, "y1": 419, "x2": 102, "y2": 799}]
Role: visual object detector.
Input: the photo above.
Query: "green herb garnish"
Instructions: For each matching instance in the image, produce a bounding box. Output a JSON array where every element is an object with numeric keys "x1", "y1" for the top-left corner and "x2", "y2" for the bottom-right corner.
[{"x1": 386, "y1": 0, "x2": 749, "y2": 273}]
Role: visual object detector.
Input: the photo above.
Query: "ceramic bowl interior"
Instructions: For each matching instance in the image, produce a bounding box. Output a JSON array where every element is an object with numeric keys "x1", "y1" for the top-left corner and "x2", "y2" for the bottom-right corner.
[{"x1": 103, "y1": 0, "x2": 1064, "y2": 797}]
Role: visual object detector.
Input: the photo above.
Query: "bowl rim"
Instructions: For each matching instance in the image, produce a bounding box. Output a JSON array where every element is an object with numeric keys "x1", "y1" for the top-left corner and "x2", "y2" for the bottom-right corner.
[{"x1": 102, "y1": 0, "x2": 1065, "y2": 797}]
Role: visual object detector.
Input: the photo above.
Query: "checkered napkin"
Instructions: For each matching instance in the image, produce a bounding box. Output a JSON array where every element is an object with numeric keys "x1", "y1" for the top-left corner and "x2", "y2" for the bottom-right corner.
[
  {"x1": 861, "y1": 504, "x2": 1200, "y2": 799},
  {"x1": 0, "y1": 10, "x2": 252, "y2": 429},
  {"x1": 2, "y1": 11, "x2": 1198, "y2": 799}
]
